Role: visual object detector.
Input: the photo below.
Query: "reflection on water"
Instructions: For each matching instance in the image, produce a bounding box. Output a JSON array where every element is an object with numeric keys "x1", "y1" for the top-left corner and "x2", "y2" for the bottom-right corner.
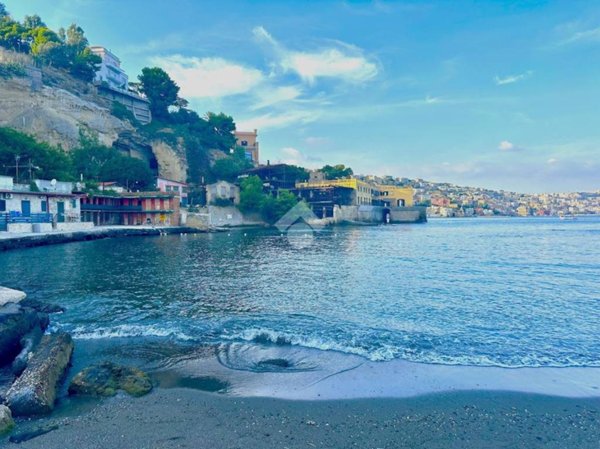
[{"x1": 1, "y1": 217, "x2": 599, "y2": 367}]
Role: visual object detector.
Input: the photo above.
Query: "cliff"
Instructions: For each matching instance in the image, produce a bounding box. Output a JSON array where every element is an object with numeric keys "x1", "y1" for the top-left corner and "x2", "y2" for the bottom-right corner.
[{"x1": 0, "y1": 49, "x2": 188, "y2": 183}]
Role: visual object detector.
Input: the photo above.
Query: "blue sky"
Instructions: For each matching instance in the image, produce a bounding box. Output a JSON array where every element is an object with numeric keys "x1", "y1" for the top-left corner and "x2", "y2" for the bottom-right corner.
[{"x1": 5, "y1": 0, "x2": 600, "y2": 192}]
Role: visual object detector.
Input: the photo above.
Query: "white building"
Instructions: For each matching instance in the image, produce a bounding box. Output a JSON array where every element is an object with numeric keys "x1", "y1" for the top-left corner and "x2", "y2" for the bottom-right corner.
[
  {"x1": 90, "y1": 46, "x2": 128, "y2": 91},
  {"x1": 206, "y1": 181, "x2": 240, "y2": 206},
  {"x1": 0, "y1": 176, "x2": 90, "y2": 233}
]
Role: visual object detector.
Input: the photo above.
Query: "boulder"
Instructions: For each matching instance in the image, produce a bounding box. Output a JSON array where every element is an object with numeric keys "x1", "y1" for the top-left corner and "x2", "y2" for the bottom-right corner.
[
  {"x1": 6, "y1": 332, "x2": 74, "y2": 416},
  {"x1": 69, "y1": 362, "x2": 152, "y2": 398},
  {"x1": 0, "y1": 305, "x2": 41, "y2": 366},
  {"x1": 20, "y1": 298, "x2": 65, "y2": 314},
  {"x1": 11, "y1": 326, "x2": 43, "y2": 376},
  {"x1": 0, "y1": 287, "x2": 26, "y2": 308},
  {"x1": 0, "y1": 405, "x2": 14, "y2": 435}
]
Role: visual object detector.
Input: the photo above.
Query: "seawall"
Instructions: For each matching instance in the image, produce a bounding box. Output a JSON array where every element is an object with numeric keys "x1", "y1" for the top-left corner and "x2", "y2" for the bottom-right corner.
[{"x1": 0, "y1": 226, "x2": 205, "y2": 252}]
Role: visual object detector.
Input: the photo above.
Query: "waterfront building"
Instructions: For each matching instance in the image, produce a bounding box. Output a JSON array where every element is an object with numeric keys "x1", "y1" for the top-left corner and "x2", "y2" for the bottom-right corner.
[
  {"x1": 206, "y1": 181, "x2": 240, "y2": 206},
  {"x1": 157, "y1": 177, "x2": 189, "y2": 207},
  {"x1": 243, "y1": 163, "x2": 304, "y2": 191},
  {"x1": 235, "y1": 130, "x2": 260, "y2": 166},
  {"x1": 291, "y1": 185, "x2": 355, "y2": 218},
  {"x1": 90, "y1": 46, "x2": 152, "y2": 124},
  {"x1": 373, "y1": 185, "x2": 415, "y2": 207},
  {"x1": 296, "y1": 178, "x2": 376, "y2": 206},
  {"x1": 81, "y1": 192, "x2": 180, "y2": 226},
  {"x1": 0, "y1": 176, "x2": 83, "y2": 232}
]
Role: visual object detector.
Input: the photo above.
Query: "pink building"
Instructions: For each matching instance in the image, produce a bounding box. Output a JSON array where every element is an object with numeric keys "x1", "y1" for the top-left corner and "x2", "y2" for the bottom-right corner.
[{"x1": 156, "y1": 177, "x2": 188, "y2": 207}]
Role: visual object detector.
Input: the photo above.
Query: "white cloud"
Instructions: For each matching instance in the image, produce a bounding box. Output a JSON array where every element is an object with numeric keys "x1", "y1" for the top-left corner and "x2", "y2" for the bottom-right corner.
[
  {"x1": 494, "y1": 71, "x2": 533, "y2": 85},
  {"x1": 151, "y1": 55, "x2": 264, "y2": 99},
  {"x1": 253, "y1": 26, "x2": 378, "y2": 84},
  {"x1": 547, "y1": 158, "x2": 558, "y2": 164},
  {"x1": 237, "y1": 109, "x2": 321, "y2": 131},
  {"x1": 251, "y1": 85, "x2": 303, "y2": 110},
  {"x1": 560, "y1": 26, "x2": 600, "y2": 45},
  {"x1": 498, "y1": 140, "x2": 522, "y2": 152},
  {"x1": 279, "y1": 147, "x2": 322, "y2": 168}
]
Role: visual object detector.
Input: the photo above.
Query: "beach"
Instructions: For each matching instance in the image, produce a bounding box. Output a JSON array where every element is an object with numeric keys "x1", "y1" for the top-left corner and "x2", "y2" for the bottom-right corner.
[{"x1": 9, "y1": 388, "x2": 600, "y2": 448}]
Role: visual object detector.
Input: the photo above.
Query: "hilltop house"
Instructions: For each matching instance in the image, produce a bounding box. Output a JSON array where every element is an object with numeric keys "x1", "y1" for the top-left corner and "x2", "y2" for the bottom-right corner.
[
  {"x1": 90, "y1": 46, "x2": 152, "y2": 125},
  {"x1": 235, "y1": 130, "x2": 260, "y2": 166}
]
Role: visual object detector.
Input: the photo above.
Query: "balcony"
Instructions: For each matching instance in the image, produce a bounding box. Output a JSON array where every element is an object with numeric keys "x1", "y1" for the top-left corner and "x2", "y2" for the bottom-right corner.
[{"x1": 81, "y1": 203, "x2": 143, "y2": 212}]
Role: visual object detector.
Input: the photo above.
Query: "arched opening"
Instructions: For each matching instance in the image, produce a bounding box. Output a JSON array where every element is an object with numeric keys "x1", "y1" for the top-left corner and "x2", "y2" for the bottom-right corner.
[{"x1": 383, "y1": 207, "x2": 391, "y2": 224}]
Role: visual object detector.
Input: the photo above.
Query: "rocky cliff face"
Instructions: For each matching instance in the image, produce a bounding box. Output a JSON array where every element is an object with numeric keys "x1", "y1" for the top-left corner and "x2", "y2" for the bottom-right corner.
[
  {"x1": 0, "y1": 76, "x2": 130, "y2": 149},
  {"x1": 0, "y1": 53, "x2": 188, "y2": 183}
]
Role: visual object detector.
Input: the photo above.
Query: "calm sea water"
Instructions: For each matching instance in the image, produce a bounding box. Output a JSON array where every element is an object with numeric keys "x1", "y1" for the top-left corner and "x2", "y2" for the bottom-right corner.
[{"x1": 1, "y1": 217, "x2": 599, "y2": 368}]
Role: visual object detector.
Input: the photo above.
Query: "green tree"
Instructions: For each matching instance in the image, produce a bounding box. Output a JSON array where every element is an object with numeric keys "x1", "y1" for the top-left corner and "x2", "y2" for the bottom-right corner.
[
  {"x1": 321, "y1": 164, "x2": 353, "y2": 180},
  {"x1": 206, "y1": 112, "x2": 236, "y2": 152},
  {"x1": 0, "y1": 127, "x2": 73, "y2": 181},
  {"x1": 211, "y1": 147, "x2": 253, "y2": 182},
  {"x1": 261, "y1": 190, "x2": 299, "y2": 224},
  {"x1": 239, "y1": 175, "x2": 264, "y2": 213},
  {"x1": 138, "y1": 67, "x2": 180, "y2": 120},
  {"x1": 23, "y1": 14, "x2": 45, "y2": 30},
  {"x1": 0, "y1": 17, "x2": 28, "y2": 52},
  {"x1": 0, "y1": 3, "x2": 8, "y2": 18}
]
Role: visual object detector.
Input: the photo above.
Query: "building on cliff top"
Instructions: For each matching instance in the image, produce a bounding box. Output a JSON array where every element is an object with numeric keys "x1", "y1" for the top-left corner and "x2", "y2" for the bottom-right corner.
[{"x1": 90, "y1": 46, "x2": 152, "y2": 125}]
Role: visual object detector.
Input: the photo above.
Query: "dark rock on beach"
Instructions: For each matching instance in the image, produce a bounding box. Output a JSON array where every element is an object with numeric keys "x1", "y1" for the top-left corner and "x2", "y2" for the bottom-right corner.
[
  {"x1": 6, "y1": 332, "x2": 74, "y2": 416},
  {"x1": 69, "y1": 362, "x2": 153, "y2": 398},
  {"x1": 0, "y1": 304, "x2": 43, "y2": 366},
  {"x1": 19, "y1": 298, "x2": 65, "y2": 315}
]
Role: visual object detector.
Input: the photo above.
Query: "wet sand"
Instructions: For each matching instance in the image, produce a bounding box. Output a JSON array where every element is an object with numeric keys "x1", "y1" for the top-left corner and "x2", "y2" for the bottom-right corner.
[{"x1": 6, "y1": 388, "x2": 600, "y2": 449}]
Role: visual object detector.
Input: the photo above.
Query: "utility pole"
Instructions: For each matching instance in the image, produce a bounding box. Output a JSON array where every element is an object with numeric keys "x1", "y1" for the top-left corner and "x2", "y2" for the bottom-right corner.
[{"x1": 5, "y1": 155, "x2": 22, "y2": 183}]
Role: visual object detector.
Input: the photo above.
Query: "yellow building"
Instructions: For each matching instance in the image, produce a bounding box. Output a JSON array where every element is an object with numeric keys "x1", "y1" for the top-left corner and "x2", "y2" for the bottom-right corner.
[
  {"x1": 296, "y1": 178, "x2": 374, "y2": 205},
  {"x1": 374, "y1": 185, "x2": 414, "y2": 207},
  {"x1": 516, "y1": 205, "x2": 529, "y2": 216},
  {"x1": 295, "y1": 179, "x2": 414, "y2": 207}
]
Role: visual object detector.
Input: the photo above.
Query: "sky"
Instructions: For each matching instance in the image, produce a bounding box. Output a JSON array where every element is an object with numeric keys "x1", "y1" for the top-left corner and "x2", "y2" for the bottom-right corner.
[{"x1": 5, "y1": 0, "x2": 600, "y2": 193}]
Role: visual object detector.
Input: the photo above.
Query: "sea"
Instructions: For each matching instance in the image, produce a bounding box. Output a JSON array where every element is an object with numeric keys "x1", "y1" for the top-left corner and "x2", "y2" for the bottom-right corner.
[{"x1": 1, "y1": 216, "x2": 599, "y2": 398}]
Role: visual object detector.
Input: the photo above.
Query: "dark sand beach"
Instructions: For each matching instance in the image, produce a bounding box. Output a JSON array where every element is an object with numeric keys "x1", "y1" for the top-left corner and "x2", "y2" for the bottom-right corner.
[{"x1": 6, "y1": 389, "x2": 600, "y2": 449}]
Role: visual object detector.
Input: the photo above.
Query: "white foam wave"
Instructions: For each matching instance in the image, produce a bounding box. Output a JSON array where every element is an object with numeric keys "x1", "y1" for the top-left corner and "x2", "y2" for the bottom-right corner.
[{"x1": 68, "y1": 324, "x2": 195, "y2": 341}]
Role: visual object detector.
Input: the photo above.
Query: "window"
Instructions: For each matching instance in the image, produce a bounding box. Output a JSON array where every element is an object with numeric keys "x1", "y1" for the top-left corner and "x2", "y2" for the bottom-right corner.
[
  {"x1": 241, "y1": 140, "x2": 248, "y2": 146},
  {"x1": 0, "y1": 199, "x2": 5, "y2": 212},
  {"x1": 71, "y1": 199, "x2": 77, "y2": 208},
  {"x1": 41, "y1": 201, "x2": 47, "y2": 212}
]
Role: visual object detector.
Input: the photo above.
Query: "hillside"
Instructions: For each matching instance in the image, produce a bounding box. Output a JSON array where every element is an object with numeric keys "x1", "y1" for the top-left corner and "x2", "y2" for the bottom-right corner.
[{"x1": 0, "y1": 48, "x2": 188, "y2": 183}]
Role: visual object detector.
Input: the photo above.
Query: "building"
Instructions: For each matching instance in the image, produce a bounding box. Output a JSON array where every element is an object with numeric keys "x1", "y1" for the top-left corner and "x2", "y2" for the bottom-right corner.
[
  {"x1": 157, "y1": 177, "x2": 189, "y2": 207},
  {"x1": 0, "y1": 176, "x2": 84, "y2": 232},
  {"x1": 243, "y1": 164, "x2": 305, "y2": 191},
  {"x1": 296, "y1": 178, "x2": 376, "y2": 206},
  {"x1": 81, "y1": 192, "x2": 180, "y2": 226},
  {"x1": 235, "y1": 130, "x2": 260, "y2": 166},
  {"x1": 291, "y1": 185, "x2": 355, "y2": 218},
  {"x1": 90, "y1": 46, "x2": 128, "y2": 90},
  {"x1": 206, "y1": 181, "x2": 240, "y2": 206},
  {"x1": 373, "y1": 185, "x2": 414, "y2": 207},
  {"x1": 91, "y1": 46, "x2": 152, "y2": 125}
]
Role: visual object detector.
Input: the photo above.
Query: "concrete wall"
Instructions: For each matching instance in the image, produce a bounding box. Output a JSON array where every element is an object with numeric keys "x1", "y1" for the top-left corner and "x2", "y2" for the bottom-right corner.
[
  {"x1": 7, "y1": 223, "x2": 32, "y2": 233},
  {"x1": 389, "y1": 206, "x2": 427, "y2": 223},
  {"x1": 55, "y1": 222, "x2": 94, "y2": 231}
]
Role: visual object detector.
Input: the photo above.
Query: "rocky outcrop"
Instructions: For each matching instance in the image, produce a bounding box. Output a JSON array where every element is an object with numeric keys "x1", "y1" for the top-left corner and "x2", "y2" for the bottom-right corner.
[
  {"x1": 0, "y1": 405, "x2": 14, "y2": 435},
  {"x1": 7, "y1": 332, "x2": 74, "y2": 416},
  {"x1": 0, "y1": 287, "x2": 26, "y2": 308},
  {"x1": 0, "y1": 76, "x2": 131, "y2": 149},
  {"x1": 0, "y1": 303, "x2": 43, "y2": 366},
  {"x1": 151, "y1": 139, "x2": 188, "y2": 182},
  {"x1": 69, "y1": 362, "x2": 152, "y2": 398},
  {"x1": 113, "y1": 130, "x2": 159, "y2": 172}
]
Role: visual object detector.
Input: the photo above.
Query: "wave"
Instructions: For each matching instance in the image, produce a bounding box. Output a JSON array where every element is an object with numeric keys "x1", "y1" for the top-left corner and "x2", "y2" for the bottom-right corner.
[{"x1": 66, "y1": 324, "x2": 196, "y2": 341}]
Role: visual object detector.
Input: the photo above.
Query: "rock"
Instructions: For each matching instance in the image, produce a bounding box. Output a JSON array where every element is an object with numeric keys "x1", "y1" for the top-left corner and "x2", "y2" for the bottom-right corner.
[
  {"x1": 6, "y1": 332, "x2": 74, "y2": 416},
  {"x1": 11, "y1": 326, "x2": 43, "y2": 376},
  {"x1": 69, "y1": 362, "x2": 152, "y2": 398},
  {"x1": 0, "y1": 405, "x2": 14, "y2": 435},
  {"x1": 0, "y1": 305, "x2": 41, "y2": 366},
  {"x1": 0, "y1": 287, "x2": 26, "y2": 307},
  {"x1": 19, "y1": 298, "x2": 65, "y2": 314}
]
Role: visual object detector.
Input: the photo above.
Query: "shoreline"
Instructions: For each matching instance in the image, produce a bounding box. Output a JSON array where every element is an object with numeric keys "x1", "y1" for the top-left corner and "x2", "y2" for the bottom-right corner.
[
  {"x1": 7, "y1": 387, "x2": 600, "y2": 448},
  {"x1": 0, "y1": 226, "x2": 208, "y2": 252}
]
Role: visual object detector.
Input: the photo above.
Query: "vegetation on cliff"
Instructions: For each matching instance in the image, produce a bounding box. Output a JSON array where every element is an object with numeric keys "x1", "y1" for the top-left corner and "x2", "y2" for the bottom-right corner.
[
  {"x1": 0, "y1": 127, "x2": 153, "y2": 189},
  {"x1": 239, "y1": 176, "x2": 300, "y2": 224},
  {"x1": 0, "y1": 4, "x2": 100, "y2": 82}
]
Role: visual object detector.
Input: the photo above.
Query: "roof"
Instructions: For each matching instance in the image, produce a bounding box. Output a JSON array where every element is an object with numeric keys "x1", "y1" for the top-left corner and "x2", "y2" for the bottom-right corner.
[
  {"x1": 0, "y1": 189, "x2": 78, "y2": 198},
  {"x1": 157, "y1": 177, "x2": 188, "y2": 186}
]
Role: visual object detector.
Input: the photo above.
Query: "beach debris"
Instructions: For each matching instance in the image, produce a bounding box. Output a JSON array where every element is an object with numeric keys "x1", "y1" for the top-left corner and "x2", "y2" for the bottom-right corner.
[
  {"x1": 7, "y1": 332, "x2": 74, "y2": 416},
  {"x1": 0, "y1": 405, "x2": 14, "y2": 435},
  {"x1": 69, "y1": 362, "x2": 153, "y2": 398}
]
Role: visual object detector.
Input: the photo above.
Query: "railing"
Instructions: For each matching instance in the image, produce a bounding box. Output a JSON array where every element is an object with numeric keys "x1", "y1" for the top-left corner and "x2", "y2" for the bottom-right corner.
[
  {"x1": 0, "y1": 213, "x2": 52, "y2": 224},
  {"x1": 81, "y1": 204, "x2": 143, "y2": 212}
]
